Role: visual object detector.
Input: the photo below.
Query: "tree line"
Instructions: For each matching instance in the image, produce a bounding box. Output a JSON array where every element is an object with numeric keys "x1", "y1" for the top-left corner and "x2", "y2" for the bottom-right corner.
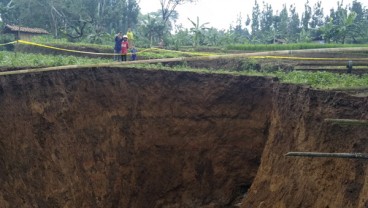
[
  {"x1": 247, "y1": 0, "x2": 368, "y2": 44},
  {"x1": 0, "y1": 0, "x2": 367, "y2": 48}
]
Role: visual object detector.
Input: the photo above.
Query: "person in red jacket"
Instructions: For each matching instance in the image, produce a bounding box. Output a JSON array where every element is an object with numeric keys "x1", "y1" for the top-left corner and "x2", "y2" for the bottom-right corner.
[{"x1": 121, "y1": 35, "x2": 129, "y2": 61}]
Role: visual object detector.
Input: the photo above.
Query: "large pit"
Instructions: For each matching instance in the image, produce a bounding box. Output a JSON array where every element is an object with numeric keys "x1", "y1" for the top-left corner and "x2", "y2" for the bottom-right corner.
[{"x1": 0, "y1": 67, "x2": 367, "y2": 207}]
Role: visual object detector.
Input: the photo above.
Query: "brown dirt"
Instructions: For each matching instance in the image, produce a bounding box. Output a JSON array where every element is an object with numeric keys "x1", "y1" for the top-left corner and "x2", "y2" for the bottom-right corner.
[
  {"x1": 0, "y1": 68, "x2": 274, "y2": 207},
  {"x1": 242, "y1": 84, "x2": 368, "y2": 208},
  {"x1": 0, "y1": 66, "x2": 367, "y2": 207},
  {"x1": 164, "y1": 58, "x2": 368, "y2": 75}
]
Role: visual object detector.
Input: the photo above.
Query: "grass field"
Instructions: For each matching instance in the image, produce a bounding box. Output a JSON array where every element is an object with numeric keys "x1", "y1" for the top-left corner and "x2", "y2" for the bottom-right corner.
[{"x1": 1, "y1": 49, "x2": 368, "y2": 90}]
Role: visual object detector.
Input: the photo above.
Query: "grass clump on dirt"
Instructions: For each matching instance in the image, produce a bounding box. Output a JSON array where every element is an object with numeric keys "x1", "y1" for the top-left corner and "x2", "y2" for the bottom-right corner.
[
  {"x1": 275, "y1": 70, "x2": 368, "y2": 89},
  {"x1": 134, "y1": 63, "x2": 368, "y2": 90}
]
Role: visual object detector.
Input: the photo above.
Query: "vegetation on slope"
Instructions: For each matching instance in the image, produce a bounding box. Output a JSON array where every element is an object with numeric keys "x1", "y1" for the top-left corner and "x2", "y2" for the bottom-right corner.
[{"x1": 0, "y1": 51, "x2": 367, "y2": 90}]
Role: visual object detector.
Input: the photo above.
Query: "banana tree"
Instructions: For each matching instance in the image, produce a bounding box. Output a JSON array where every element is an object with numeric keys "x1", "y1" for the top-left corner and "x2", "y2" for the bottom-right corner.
[
  {"x1": 188, "y1": 16, "x2": 210, "y2": 47},
  {"x1": 336, "y1": 11, "x2": 357, "y2": 44}
]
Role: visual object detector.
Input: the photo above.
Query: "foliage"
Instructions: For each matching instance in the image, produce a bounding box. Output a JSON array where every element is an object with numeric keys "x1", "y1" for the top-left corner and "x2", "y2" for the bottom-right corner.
[
  {"x1": 188, "y1": 16, "x2": 209, "y2": 47},
  {"x1": 0, "y1": 49, "x2": 367, "y2": 90},
  {"x1": 0, "y1": 51, "x2": 109, "y2": 67},
  {"x1": 137, "y1": 12, "x2": 167, "y2": 47},
  {"x1": 226, "y1": 43, "x2": 368, "y2": 51},
  {"x1": 0, "y1": 0, "x2": 140, "y2": 41},
  {"x1": 159, "y1": 0, "x2": 196, "y2": 25},
  {"x1": 275, "y1": 70, "x2": 368, "y2": 89},
  {"x1": 0, "y1": 33, "x2": 15, "y2": 51},
  {"x1": 1, "y1": 0, "x2": 368, "y2": 48},
  {"x1": 124, "y1": 62, "x2": 368, "y2": 90}
]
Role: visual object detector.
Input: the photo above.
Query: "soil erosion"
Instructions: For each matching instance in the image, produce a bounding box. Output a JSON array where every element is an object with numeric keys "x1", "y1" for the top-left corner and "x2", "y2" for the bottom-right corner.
[{"x1": 0, "y1": 67, "x2": 367, "y2": 208}]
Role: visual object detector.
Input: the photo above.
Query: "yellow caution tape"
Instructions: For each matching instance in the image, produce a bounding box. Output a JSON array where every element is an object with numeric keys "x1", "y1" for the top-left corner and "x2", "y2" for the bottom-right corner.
[
  {"x1": 18, "y1": 40, "x2": 117, "y2": 56},
  {"x1": 16, "y1": 40, "x2": 212, "y2": 57},
  {"x1": 8, "y1": 40, "x2": 368, "y2": 61},
  {"x1": 0, "y1": 41, "x2": 17, "y2": 46}
]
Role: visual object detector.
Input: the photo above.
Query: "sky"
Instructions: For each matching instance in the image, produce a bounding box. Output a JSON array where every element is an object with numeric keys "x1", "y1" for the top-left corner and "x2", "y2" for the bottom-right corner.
[{"x1": 138, "y1": 0, "x2": 359, "y2": 30}]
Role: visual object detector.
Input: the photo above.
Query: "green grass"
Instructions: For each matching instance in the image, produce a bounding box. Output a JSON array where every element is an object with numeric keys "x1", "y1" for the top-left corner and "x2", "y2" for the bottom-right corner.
[
  {"x1": 132, "y1": 63, "x2": 368, "y2": 90},
  {"x1": 0, "y1": 51, "x2": 112, "y2": 67},
  {"x1": 17, "y1": 40, "x2": 196, "y2": 59},
  {"x1": 274, "y1": 70, "x2": 368, "y2": 89},
  {"x1": 227, "y1": 43, "x2": 368, "y2": 52},
  {"x1": 1, "y1": 51, "x2": 367, "y2": 90}
]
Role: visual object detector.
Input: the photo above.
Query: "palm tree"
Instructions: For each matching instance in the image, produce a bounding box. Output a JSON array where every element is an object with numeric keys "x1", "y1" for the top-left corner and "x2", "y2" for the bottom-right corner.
[
  {"x1": 141, "y1": 14, "x2": 165, "y2": 46},
  {"x1": 188, "y1": 16, "x2": 210, "y2": 47}
]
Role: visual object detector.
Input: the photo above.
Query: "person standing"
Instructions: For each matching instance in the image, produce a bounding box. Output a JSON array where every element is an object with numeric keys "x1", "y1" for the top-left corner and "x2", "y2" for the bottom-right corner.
[
  {"x1": 130, "y1": 45, "x2": 137, "y2": 61},
  {"x1": 114, "y1": 32, "x2": 123, "y2": 61},
  {"x1": 127, "y1": 28, "x2": 134, "y2": 45},
  {"x1": 121, "y1": 35, "x2": 129, "y2": 62}
]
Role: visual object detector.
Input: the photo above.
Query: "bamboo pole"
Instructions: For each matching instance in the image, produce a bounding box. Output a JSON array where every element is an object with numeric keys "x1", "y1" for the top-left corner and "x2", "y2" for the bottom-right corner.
[
  {"x1": 324, "y1": 119, "x2": 368, "y2": 126},
  {"x1": 285, "y1": 152, "x2": 368, "y2": 159}
]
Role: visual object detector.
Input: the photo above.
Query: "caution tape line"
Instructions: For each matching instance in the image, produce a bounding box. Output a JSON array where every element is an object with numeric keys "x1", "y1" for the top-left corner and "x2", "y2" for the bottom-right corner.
[
  {"x1": 17, "y1": 40, "x2": 153, "y2": 56},
  {"x1": 2, "y1": 40, "x2": 368, "y2": 61},
  {"x1": 18, "y1": 40, "x2": 118, "y2": 56},
  {"x1": 0, "y1": 41, "x2": 17, "y2": 46},
  {"x1": 17, "y1": 40, "x2": 211, "y2": 57}
]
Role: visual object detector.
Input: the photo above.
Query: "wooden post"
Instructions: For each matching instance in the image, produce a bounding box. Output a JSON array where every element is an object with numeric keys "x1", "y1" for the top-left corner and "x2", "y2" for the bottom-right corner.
[{"x1": 285, "y1": 152, "x2": 368, "y2": 159}]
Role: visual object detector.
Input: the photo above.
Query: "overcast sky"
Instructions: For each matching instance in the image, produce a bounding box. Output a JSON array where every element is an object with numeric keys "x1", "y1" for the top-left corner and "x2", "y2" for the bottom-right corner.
[{"x1": 139, "y1": 0, "x2": 362, "y2": 30}]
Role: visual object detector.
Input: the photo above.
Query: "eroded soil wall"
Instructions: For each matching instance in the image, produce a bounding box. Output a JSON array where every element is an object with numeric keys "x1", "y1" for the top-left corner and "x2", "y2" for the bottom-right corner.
[
  {"x1": 0, "y1": 68, "x2": 274, "y2": 207},
  {"x1": 243, "y1": 85, "x2": 368, "y2": 208}
]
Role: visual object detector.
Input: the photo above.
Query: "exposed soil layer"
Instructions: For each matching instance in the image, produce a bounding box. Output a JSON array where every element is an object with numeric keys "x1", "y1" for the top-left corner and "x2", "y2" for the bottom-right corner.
[
  {"x1": 0, "y1": 68, "x2": 275, "y2": 207},
  {"x1": 0, "y1": 67, "x2": 367, "y2": 207},
  {"x1": 243, "y1": 84, "x2": 368, "y2": 208}
]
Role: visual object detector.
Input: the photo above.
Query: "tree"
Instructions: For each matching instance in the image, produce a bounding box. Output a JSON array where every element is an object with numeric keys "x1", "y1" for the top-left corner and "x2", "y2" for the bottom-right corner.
[
  {"x1": 351, "y1": 0, "x2": 364, "y2": 22},
  {"x1": 171, "y1": 24, "x2": 191, "y2": 49},
  {"x1": 336, "y1": 11, "x2": 357, "y2": 43},
  {"x1": 251, "y1": 0, "x2": 260, "y2": 42},
  {"x1": 310, "y1": 1, "x2": 324, "y2": 29},
  {"x1": 139, "y1": 12, "x2": 166, "y2": 46},
  {"x1": 277, "y1": 4, "x2": 289, "y2": 41},
  {"x1": 309, "y1": 1, "x2": 324, "y2": 41},
  {"x1": 159, "y1": 0, "x2": 196, "y2": 25},
  {"x1": 319, "y1": 17, "x2": 335, "y2": 43},
  {"x1": 0, "y1": 0, "x2": 140, "y2": 41},
  {"x1": 259, "y1": 2, "x2": 273, "y2": 42},
  {"x1": 350, "y1": 0, "x2": 367, "y2": 42},
  {"x1": 231, "y1": 14, "x2": 249, "y2": 44},
  {"x1": 288, "y1": 4, "x2": 301, "y2": 42},
  {"x1": 188, "y1": 16, "x2": 209, "y2": 47},
  {"x1": 301, "y1": 0, "x2": 312, "y2": 31}
]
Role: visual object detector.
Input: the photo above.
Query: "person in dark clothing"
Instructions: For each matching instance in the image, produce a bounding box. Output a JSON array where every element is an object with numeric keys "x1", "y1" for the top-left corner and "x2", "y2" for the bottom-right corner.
[
  {"x1": 130, "y1": 45, "x2": 137, "y2": 61},
  {"x1": 114, "y1": 32, "x2": 123, "y2": 61}
]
